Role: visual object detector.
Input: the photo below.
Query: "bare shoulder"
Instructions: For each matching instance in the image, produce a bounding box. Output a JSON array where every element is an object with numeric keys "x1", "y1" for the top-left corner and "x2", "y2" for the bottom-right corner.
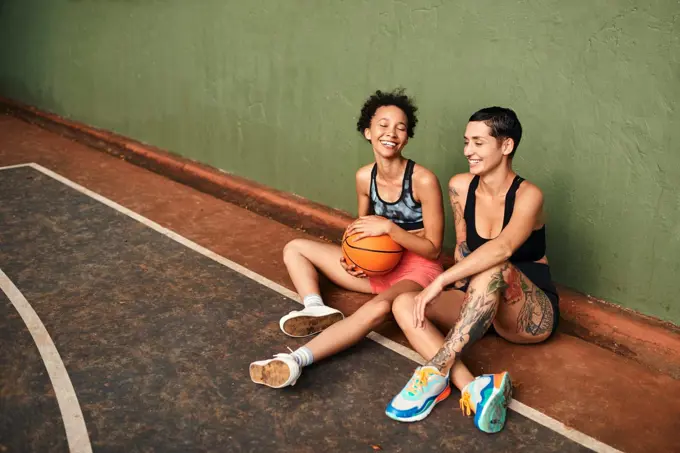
[
  {"x1": 355, "y1": 163, "x2": 373, "y2": 180},
  {"x1": 448, "y1": 172, "x2": 474, "y2": 198},
  {"x1": 411, "y1": 164, "x2": 443, "y2": 205},
  {"x1": 516, "y1": 179, "x2": 544, "y2": 206},
  {"x1": 412, "y1": 163, "x2": 441, "y2": 189},
  {"x1": 355, "y1": 163, "x2": 373, "y2": 190}
]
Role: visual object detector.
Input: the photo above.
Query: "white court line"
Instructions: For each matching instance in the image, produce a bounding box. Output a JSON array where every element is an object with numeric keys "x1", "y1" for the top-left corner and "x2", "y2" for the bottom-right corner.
[
  {"x1": 0, "y1": 163, "x2": 38, "y2": 171},
  {"x1": 0, "y1": 162, "x2": 624, "y2": 453},
  {"x1": 0, "y1": 268, "x2": 92, "y2": 453}
]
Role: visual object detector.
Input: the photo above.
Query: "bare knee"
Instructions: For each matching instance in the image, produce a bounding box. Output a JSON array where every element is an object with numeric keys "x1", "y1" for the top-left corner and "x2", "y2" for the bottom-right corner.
[
  {"x1": 283, "y1": 238, "x2": 308, "y2": 265},
  {"x1": 392, "y1": 292, "x2": 417, "y2": 322},
  {"x1": 355, "y1": 298, "x2": 393, "y2": 329}
]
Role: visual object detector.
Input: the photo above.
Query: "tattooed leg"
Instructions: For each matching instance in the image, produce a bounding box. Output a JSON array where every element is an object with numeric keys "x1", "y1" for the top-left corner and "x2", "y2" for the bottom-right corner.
[
  {"x1": 427, "y1": 263, "x2": 509, "y2": 372},
  {"x1": 516, "y1": 286, "x2": 553, "y2": 335},
  {"x1": 493, "y1": 266, "x2": 555, "y2": 343}
]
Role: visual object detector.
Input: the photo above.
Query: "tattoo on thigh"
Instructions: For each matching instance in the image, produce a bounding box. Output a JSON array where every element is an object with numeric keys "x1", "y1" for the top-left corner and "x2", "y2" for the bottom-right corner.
[
  {"x1": 503, "y1": 267, "x2": 528, "y2": 306},
  {"x1": 516, "y1": 287, "x2": 553, "y2": 336},
  {"x1": 428, "y1": 268, "x2": 503, "y2": 370},
  {"x1": 487, "y1": 265, "x2": 509, "y2": 295}
]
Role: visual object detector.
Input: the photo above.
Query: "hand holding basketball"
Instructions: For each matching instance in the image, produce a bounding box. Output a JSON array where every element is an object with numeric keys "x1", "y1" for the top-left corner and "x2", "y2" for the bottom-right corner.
[
  {"x1": 341, "y1": 228, "x2": 404, "y2": 277},
  {"x1": 340, "y1": 256, "x2": 367, "y2": 278},
  {"x1": 345, "y1": 215, "x2": 393, "y2": 241}
]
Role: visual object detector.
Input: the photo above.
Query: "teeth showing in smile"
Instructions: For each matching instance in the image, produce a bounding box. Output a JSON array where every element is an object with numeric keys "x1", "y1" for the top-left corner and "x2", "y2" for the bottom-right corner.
[
  {"x1": 469, "y1": 159, "x2": 481, "y2": 164},
  {"x1": 381, "y1": 141, "x2": 397, "y2": 148}
]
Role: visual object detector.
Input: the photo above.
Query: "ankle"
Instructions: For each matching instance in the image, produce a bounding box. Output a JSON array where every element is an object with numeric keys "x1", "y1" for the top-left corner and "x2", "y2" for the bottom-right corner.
[
  {"x1": 424, "y1": 363, "x2": 450, "y2": 379},
  {"x1": 303, "y1": 294, "x2": 324, "y2": 308},
  {"x1": 290, "y1": 346, "x2": 314, "y2": 367}
]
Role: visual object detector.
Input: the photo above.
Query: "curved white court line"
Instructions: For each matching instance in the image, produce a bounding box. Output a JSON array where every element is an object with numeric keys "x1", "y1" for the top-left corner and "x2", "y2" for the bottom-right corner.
[
  {"x1": 0, "y1": 268, "x2": 92, "y2": 453},
  {"x1": 0, "y1": 162, "x2": 623, "y2": 453}
]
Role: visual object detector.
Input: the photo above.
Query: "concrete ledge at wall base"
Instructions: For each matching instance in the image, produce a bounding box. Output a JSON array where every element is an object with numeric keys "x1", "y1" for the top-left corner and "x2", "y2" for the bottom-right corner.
[
  {"x1": 2, "y1": 96, "x2": 679, "y2": 380},
  {"x1": 557, "y1": 286, "x2": 680, "y2": 379}
]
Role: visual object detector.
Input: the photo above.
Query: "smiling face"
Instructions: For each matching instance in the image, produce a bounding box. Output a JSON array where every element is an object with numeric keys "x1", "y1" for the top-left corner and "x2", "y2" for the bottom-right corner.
[
  {"x1": 463, "y1": 121, "x2": 514, "y2": 175},
  {"x1": 363, "y1": 105, "x2": 409, "y2": 158}
]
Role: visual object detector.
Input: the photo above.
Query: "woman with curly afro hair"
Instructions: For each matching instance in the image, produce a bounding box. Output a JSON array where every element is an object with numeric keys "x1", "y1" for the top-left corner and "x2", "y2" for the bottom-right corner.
[{"x1": 250, "y1": 88, "x2": 446, "y2": 389}]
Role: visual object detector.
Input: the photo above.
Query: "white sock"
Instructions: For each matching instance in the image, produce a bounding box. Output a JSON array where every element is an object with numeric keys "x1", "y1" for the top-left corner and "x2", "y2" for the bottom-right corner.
[
  {"x1": 290, "y1": 346, "x2": 314, "y2": 367},
  {"x1": 303, "y1": 294, "x2": 324, "y2": 308}
]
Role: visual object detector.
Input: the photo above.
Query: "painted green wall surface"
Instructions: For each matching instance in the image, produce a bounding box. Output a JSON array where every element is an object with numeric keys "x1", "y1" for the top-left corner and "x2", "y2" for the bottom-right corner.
[{"x1": 1, "y1": 0, "x2": 679, "y2": 323}]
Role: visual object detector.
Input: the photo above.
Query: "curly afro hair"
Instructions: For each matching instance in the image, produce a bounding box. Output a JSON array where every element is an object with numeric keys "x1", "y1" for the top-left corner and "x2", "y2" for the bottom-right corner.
[{"x1": 356, "y1": 88, "x2": 418, "y2": 141}]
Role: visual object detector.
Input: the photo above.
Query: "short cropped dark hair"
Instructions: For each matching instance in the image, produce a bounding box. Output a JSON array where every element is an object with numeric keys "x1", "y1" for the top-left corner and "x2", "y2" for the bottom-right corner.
[
  {"x1": 356, "y1": 88, "x2": 418, "y2": 140},
  {"x1": 469, "y1": 107, "x2": 522, "y2": 157}
]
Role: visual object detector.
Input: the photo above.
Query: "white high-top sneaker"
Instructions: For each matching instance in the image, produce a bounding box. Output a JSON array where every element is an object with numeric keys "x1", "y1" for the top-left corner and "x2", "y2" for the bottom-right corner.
[
  {"x1": 249, "y1": 353, "x2": 302, "y2": 389},
  {"x1": 279, "y1": 305, "x2": 344, "y2": 337}
]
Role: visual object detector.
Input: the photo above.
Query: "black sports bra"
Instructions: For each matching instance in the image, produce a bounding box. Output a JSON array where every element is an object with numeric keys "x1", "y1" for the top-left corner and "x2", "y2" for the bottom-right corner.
[
  {"x1": 369, "y1": 159, "x2": 424, "y2": 231},
  {"x1": 464, "y1": 175, "x2": 546, "y2": 262}
]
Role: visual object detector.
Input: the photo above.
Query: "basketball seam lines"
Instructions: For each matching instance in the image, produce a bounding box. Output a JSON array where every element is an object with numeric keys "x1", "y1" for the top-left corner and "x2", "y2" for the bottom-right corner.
[
  {"x1": 342, "y1": 237, "x2": 403, "y2": 254},
  {"x1": 342, "y1": 241, "x2": 399, "y2": 274}
]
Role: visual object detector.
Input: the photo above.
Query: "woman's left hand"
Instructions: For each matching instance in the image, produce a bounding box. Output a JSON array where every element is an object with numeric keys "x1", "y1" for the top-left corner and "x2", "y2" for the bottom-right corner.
[
  {"x1": 345, "y1": 216, "x2": 393, "y2": 240},
  {"x1": 413, "y1": 278, "x2": 444, "y2": 328}
]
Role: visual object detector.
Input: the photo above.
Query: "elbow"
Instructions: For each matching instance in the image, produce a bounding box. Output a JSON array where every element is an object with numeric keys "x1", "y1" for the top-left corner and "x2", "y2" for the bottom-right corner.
[
  {"x1": 428, "y1": 245, "x2": 443, "y2": 261},
  {"x1": 498, "y1": 242, "x2": 513, "y2": 261},
  {"x1": 429, "y1": 251, "x2": 442, "y2": 261}
]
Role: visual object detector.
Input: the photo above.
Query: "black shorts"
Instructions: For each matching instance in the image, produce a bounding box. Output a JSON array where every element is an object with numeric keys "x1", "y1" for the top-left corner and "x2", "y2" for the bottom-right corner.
[{"x1": 451, "y1": 261, "x2": 560, "y2": 338}]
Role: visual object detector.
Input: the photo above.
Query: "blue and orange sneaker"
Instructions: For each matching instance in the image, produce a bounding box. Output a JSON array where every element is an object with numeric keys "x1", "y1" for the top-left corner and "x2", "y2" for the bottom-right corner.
[
  {"x1": 385, "y1": 366, "x2": 451, "y2": 422},
  {"x1": 459, "y1": 372, "x2": 513, "y2": 433}
]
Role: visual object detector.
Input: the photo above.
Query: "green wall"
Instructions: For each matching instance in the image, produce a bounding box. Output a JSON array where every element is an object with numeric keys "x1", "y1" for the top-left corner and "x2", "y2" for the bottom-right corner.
[{"x1": 1, "y1": 0, "x2": 679, "y2": 323}]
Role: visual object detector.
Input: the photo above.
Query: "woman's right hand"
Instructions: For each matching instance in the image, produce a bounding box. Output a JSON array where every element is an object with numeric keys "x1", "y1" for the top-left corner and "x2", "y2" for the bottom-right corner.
[
  {"x1": 340, "y1": 256, "x2": 367, "y2": 278},
  {"x1": 413, "y1": 277, "x2": 445, "y2": 328}
]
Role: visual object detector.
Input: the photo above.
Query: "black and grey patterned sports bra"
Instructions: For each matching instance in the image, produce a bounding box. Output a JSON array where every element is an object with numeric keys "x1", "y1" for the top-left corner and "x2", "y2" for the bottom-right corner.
[{"x1": 369, "y1": 159, "x2": 424, "y2": 231}]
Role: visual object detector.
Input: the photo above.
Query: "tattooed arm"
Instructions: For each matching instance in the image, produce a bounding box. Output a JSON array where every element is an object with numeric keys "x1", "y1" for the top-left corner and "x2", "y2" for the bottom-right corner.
[
  {"x1": 412, "y1": 181, "x2": 544, "y2": 327},
  {"x1": 453, "y1": 241, "x2": 470, "y2": 262},
  {"x1": 449, "y1": 176, "x2": 471, "y2": 288},
  {"x1": 434, "y1": 182, "x2": 544, "y2": 290},
  {"x1": 452, "y1": 241, "x2": 471, "y2": 288}
]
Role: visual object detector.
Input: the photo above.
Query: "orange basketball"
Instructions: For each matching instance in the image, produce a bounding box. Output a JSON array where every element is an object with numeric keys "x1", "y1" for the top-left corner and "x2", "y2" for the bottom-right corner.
[{"x1": 342, "y1": 232, "x2": 404, "y2": 277}]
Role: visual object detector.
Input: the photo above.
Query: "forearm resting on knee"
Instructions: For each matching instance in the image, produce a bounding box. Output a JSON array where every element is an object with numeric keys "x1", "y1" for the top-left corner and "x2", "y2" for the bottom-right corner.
[{"x1": 439, "y1": 240, "x2": 511, "y2": 288}]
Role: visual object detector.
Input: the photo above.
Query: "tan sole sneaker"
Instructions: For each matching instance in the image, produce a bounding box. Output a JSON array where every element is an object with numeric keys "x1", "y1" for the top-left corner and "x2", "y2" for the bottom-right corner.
[
  {"x1": 281, "y1": 311, "x2": 345, "y2": 337},
  {"x1": 279, "y1": 305, "x2": 345, "y2": 337},
  {"x1": 249, "y1": 354, "x2": 301, "y2": 388}
]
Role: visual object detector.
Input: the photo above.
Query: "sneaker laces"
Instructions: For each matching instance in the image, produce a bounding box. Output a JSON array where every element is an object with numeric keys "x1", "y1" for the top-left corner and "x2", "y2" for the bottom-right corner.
[
  {"x1": 459, "y1": 391, "x2": 473, "y2": 416},
  {"x1": 406, "y1": 368, "x2": 434, "y2": 395},
  {"x1": 270, "y1": 347, "x2": 294, "y2": 360}
]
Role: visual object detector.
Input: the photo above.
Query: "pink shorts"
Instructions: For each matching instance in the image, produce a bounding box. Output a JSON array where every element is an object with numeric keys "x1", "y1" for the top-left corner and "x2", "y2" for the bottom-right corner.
[{"x1": 368, "y1": 250, "x2": 444, "y2": 294}]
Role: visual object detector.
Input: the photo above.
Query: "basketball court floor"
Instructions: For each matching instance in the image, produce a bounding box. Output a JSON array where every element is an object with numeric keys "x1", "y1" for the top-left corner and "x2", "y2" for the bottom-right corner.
[
  {"x1": 1, "y1": 163, "x2": 612, "y2": 452},
  {"x1": 2, "y1": 114, "x2": 679, "y2": 453}
]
